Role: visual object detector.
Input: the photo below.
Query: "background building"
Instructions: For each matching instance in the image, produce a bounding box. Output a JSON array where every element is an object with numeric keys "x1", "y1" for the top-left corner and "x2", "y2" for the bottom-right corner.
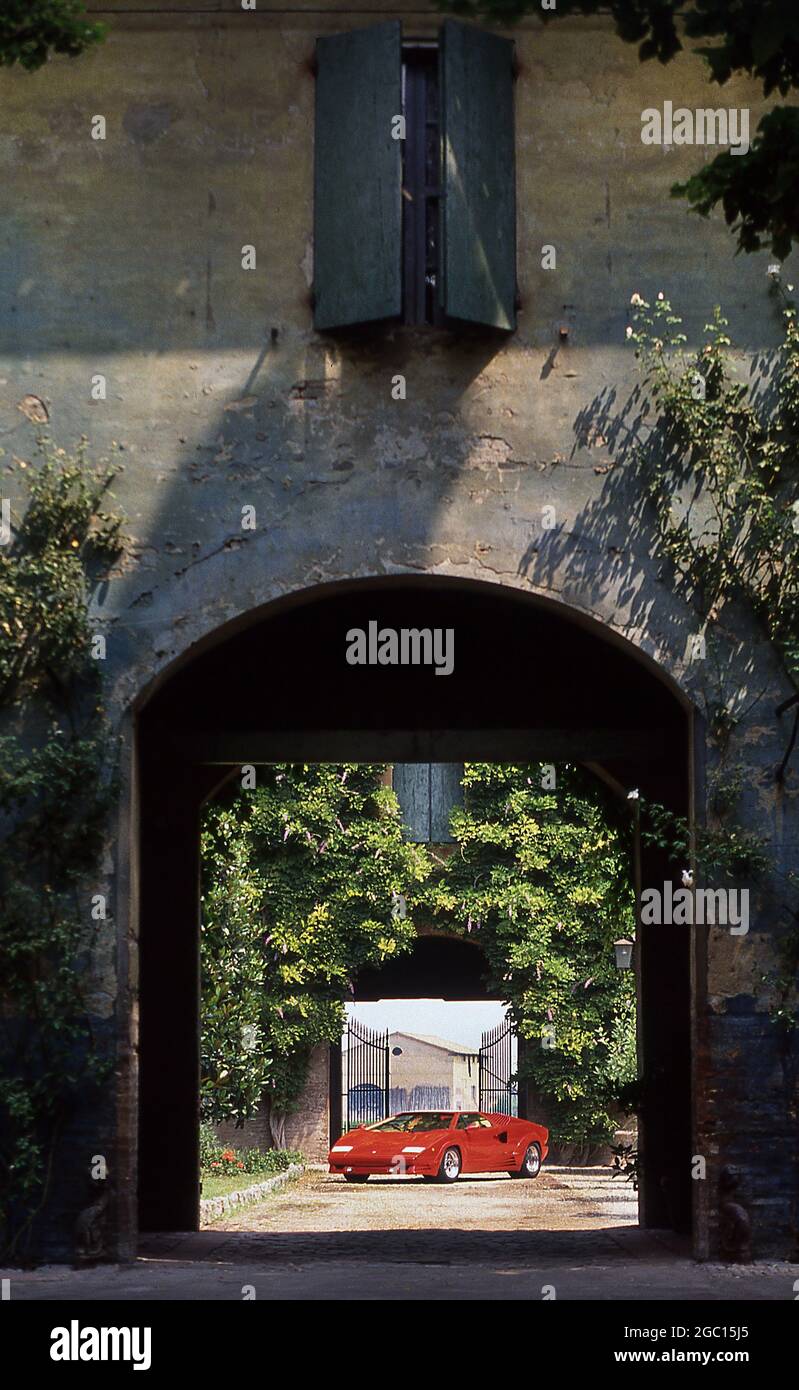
[{"x1": 386, "y1": 1031, "x2": 479, "y2": 1114}]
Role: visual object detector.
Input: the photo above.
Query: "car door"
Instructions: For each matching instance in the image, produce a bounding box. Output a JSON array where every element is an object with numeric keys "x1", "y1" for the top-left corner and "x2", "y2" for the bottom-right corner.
[
  {"x1": 484, "y1": 1117, "x2": 514, "y2": 1170},
  {"x1": 475, "y1": 1116, "x2": 513, "y2": 1171},
  {"x1": 455, "y1": 1113, "x2": 499, "y2": 1172}
]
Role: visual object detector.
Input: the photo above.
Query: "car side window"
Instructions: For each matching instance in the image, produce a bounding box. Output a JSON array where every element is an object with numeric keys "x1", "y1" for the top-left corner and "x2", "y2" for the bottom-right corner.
[{"x1": 456, "y1": 1113, "x2": 479, "y2": 1130}]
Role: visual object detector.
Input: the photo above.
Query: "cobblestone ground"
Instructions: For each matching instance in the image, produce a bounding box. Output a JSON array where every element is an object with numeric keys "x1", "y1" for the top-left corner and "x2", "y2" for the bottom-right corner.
[{"x1": 8, "y1": 1168, "x2": 799, "y2": 1300}]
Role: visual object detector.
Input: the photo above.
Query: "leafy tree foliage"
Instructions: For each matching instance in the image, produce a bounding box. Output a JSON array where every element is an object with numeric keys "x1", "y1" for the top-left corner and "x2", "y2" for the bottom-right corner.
[
  {"x1": 0, "y1": 1, "x2": 105, "y2": 71},
  {"x1": 628, "y1": 288, "x2": 799, "y2": 691},
  {"x1": 200, "y1": 766, "x2": 428, "y2": 1139},
  {"x1": 441, "y1": 0, "x2": 799, "y2": 257},
  {"x1": 0, "y1": 439, "x2": 122, "y2": 1258},
  {"x1": 412, "y1": 763, "x2": 637, "y2": 1142}
]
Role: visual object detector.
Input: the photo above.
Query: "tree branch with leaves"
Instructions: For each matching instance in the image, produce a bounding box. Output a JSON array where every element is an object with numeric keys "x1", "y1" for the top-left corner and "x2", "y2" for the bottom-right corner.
[
  {"x1": 0, "y1": 1, "x2": 105, "y2": 71},
  {"x1": 441, "y1": 0, "x2": 799, "y2": 257}
]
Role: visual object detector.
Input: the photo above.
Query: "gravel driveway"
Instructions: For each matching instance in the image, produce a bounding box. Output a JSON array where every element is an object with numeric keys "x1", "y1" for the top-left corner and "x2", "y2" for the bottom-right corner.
[{"x1": 184, "y1": 1165, "x2": 644, "y2": 1264}]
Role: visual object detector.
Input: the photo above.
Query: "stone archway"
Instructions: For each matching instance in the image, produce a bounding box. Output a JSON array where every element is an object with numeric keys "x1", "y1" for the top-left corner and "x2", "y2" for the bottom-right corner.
[
  {"x1": 355, "y1": 930, "x2": 494, "y2": 1003},
  {"x1": 130, "y1": 574, "x2": 697, "y2": 1253}
]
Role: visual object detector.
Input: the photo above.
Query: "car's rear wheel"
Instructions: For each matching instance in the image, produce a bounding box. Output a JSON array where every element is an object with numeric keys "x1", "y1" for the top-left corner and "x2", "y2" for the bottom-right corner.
[
  {"x1": 511, "y1": 1142, "x2": 542, "y2": 1179},
  {"x1": 435, "y1": 1146, "x2": 462, "y2": 1183},
  {"x1": 343, "y1": 1173, "x2": 370, "y2": 1183}
]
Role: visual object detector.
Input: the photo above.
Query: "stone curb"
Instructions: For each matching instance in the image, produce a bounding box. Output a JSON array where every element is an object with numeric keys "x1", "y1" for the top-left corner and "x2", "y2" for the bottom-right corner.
[{"x1": 200, "y1": 1163, "x2": 304, "y2": 1222}]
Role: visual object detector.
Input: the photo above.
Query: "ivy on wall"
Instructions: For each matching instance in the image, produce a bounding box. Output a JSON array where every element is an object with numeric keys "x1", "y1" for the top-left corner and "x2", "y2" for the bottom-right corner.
[
  {"x1": 0, "y1": 439, "x2": 122, "y2": 1259},
  {"x1": 200, "y1": 765, "x2": 428, "y2": 1145},
  {"x1": 201, "y1": 761, "x2": 637, "y2": 1146},
  {"x1": 626, "y1": 289, "x2": 799, "y2": 1040},
  {"x1": 411, "y1": 763, "x2": 637, "y2": 1143},
  {"x1": 630, "y1": 288, "x2": 799, "y2": 690}
]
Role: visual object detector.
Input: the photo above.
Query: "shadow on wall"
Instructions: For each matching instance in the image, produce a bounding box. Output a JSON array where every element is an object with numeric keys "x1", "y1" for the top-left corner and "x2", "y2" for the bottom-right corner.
[{"x1": 0, "y1": 13, "x2": 790, "y2": 710}]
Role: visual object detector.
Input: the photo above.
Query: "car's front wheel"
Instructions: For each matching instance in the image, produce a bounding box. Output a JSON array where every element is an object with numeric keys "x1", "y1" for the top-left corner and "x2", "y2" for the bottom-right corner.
[
  {"x1": 511, "y1": 1142, "x2": 542, "y2": 1179},
  {"x1": 343, "y1": 1173, "x2": 369, "y2": 1183},
  {"x1": 435, "y1": 1146, "x2": 462, "y2": 1183}
]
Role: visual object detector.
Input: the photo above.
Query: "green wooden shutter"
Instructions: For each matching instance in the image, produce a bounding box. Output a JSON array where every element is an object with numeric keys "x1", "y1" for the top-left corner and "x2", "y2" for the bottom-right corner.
[
  {"x1": 314, "y1": 22, "x2": 402, "y2": 331},
  {"x1": 430, "y1": 763, "x2": 464, "y2": 843},
  {"x1": 439, "y1": 21, "x2": 517, "y2": 331},
  {"x1": 392, "y1": 763, "x2": 430, "y2": 843},
  {"x1": 393, "y1": 763, "x2": 463, "y2": 842}
]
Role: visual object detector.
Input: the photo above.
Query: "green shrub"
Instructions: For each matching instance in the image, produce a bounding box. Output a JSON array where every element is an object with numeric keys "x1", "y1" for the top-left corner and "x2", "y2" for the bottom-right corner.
[
  {"x1": 199, "y1": 1124, "x2": 301, "y2": 1177},
  {"x1": 0, "y1": 439, "x2": 122, "y2": 1259}
]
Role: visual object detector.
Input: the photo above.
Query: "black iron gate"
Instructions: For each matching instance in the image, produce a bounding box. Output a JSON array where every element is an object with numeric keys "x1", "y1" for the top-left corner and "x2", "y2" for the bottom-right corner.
[
  {"x1": 479, "y1": 1018, "x2": 518, "y2": 1115},
  {"x1": 343, "y1": 1017, "x2": 390, "y2": 1131}
]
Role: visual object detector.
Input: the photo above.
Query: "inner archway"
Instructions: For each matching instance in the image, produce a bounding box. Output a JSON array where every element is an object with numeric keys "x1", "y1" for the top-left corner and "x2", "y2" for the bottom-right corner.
[
  {"x1": 134, "y1": 574, "x2": 696, "y2": 1248},
  {"x1": 356, "y1": 933, "x2": 492, "y2": 1002}
]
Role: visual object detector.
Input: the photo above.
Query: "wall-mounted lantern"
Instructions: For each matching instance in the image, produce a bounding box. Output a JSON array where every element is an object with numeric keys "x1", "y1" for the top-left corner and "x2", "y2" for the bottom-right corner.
[{"x1": 614, "y1": 938, "x2": 635, "y2": 971}]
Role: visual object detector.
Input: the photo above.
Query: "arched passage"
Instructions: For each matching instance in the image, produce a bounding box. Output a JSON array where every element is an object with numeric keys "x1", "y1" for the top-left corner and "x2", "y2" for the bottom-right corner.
[
  {"x1": 133, "y1": 575, "x2": 697, "y2": 1245},
  {"x1": 355, "y1": 932, "x2": 494, "y2": 1003}
]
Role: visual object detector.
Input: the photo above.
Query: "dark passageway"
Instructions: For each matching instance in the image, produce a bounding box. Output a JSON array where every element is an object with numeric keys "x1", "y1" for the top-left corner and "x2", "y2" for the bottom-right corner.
[{"x1": 136, "y1": 575, "x2": 694, "y2": 1242}]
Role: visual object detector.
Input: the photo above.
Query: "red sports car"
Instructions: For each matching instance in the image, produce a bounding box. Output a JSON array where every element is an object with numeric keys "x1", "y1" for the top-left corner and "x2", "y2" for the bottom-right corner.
[{"x1": 329, "y1": 1110, "x2": 548, "y2": 1183}]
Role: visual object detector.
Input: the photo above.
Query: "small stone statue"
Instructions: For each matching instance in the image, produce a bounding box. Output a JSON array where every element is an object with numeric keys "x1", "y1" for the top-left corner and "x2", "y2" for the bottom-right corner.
[
  {"x1": 74, "y1": 1190, "x2": 109, "y2": 1263},
  {"x1": 719, "y1": 1166, "x2": 752, "y2": 1263}
]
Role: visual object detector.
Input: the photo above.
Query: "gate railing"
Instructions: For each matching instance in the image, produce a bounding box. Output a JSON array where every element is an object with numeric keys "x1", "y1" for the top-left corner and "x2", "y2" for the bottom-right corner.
[
  {"x1": 343, "y1": 1017, "x2": 390, "y2": 1131},
  {"x1": 479, "y1": 1018, "x2": 518, "y2": 1116}
]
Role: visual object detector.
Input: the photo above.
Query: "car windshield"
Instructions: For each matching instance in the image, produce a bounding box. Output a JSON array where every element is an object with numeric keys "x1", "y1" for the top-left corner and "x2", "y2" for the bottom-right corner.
[{"x1": 367, "y1": 1112, "x2": 454, "y2": 1133}]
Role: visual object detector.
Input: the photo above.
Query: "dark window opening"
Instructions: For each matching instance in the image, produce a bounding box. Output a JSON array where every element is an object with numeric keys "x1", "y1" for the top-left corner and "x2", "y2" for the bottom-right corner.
[{"x1": 402, "y1": 44, "x2": 442, "y2": 327}]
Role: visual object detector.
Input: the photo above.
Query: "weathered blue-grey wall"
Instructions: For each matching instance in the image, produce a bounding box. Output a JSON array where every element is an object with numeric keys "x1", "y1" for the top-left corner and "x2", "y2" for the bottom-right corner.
[{"x1": 1, "y1": 0, "x2": 797, "y2": 1260}]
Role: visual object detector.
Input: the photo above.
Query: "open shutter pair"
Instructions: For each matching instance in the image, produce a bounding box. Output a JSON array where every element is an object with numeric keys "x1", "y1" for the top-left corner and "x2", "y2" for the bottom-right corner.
[
  {"x1": 313, "y1": 20, "x2": 516, "y2": 333},
  {"x1": 392, "y1": 763, "x2": 464, "y2": 843}
]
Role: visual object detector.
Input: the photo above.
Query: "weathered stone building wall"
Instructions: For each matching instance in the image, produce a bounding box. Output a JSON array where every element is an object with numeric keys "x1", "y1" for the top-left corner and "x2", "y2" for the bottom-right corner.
[
  {"x1": 1, "y1": 0, "x2": 796, "y2": 1260},
  {"x1": 215, "y1": 1043, "x2": 330, "y2": 1164}
]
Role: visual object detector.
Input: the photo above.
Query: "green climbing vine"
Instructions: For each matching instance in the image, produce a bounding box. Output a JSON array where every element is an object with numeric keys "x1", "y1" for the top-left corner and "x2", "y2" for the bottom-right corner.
[
  {"x1": 637, "y1": 796, "x2": 769, "y2": 882},
  {"x1": 202, "y1": 761, "x2": 637, "y2": 1147},
  {"x1": 200, "y1": 764, "x2": 428, "y2": 1144},
  {"x1": 629, "y1": 287, "x2": 799, "y2": 688},
  {"x1": 410, "y1": 763, "x2": 637, "y2": 1144},
  {"x1": 0, "y1": 438, "x2": 122, "y2": 1260},
  {"x1": 628, "y1": 286, "x2": 799, "y2": 1031}
]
